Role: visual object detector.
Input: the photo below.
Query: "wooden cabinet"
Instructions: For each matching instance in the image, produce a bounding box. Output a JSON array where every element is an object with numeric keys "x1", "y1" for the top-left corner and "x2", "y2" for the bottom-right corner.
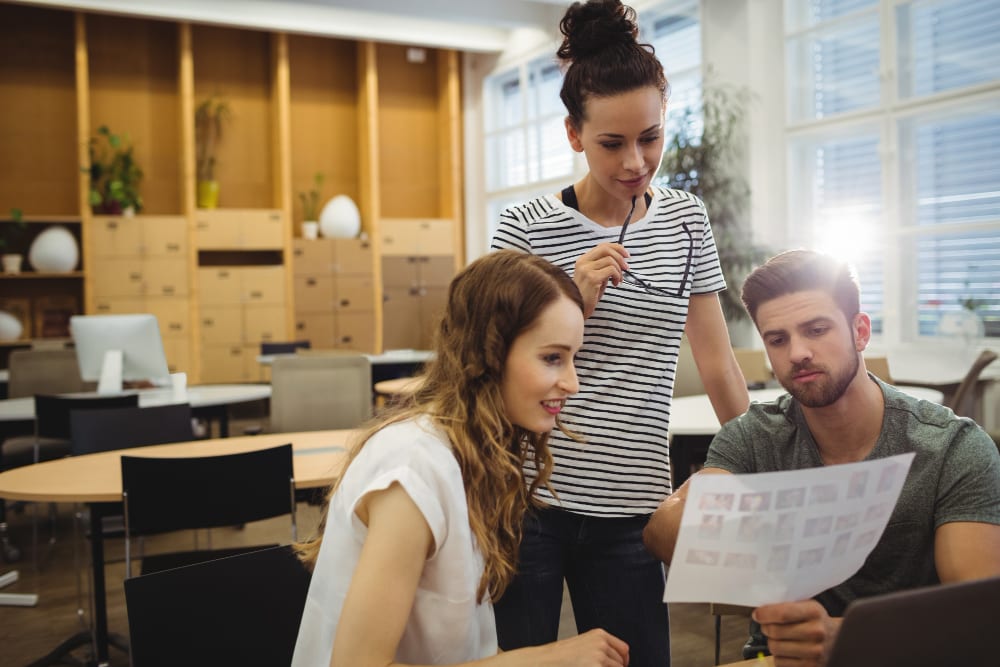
[
  {"x1": 194, "y1": 209, "x2": 284, "y2": 250},
  {"x1": 199, "y1": 265, "x2": 288, "y2": 383},
  {"x1": 88, "y1": 215, "x2": 192, "y2": 374},
  {"x1": 1, "y1": 5, "x2": 464, "y2": 377},
  {"x1": 382, "y1": 256, "x2": 452, "y2": 351},
  {"x1": 292, "y1": 238, "x2": 375, "y2": 352}
]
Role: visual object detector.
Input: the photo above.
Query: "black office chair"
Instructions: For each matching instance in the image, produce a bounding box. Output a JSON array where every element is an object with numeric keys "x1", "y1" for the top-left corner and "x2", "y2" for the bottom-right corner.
[
  {"x1": 124, "y1": 545, "x2": 311, "y2": 667},
  {"x1": 121, "y1": 444, "x2": 297, "y2": 577},
  {"x1": 34, "y1": 403, "x2": 200, "y2": 666},
  {"x1": 260, "y1": 340, "x2": 311, "y2": 355}
]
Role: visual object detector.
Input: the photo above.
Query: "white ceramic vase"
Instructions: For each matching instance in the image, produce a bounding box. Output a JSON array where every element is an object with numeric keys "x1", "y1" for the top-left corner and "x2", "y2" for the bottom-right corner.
[
  {"x1": 319, "y1": 195, "x2": 361, "y2": 238},
  {"x1": 0, "y1": 310, "x2": 23, "y2": 341},
  {"x1": 28, "y1": 225, "x2": 79, "y2": 273}
]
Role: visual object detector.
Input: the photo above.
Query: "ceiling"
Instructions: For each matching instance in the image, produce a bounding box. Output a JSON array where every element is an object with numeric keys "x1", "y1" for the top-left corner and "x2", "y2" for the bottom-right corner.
[{"x1": 13, "y1": 0, "x2": 578, "y2": 53}]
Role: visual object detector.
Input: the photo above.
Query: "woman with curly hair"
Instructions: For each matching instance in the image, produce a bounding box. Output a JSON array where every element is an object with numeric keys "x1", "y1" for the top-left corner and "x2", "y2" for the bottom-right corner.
[
  {"x1": 291, "y1": 250, "x2": 629, "y2": 666},
  {"x1": 491, "y1": 1, "x2": 750, "y2": 664}
]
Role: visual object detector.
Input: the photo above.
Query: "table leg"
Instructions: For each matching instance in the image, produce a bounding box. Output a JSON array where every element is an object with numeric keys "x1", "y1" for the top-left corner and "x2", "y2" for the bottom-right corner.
[{"x1": 90, "y1": 502, "x2": 111, "y2": 666}]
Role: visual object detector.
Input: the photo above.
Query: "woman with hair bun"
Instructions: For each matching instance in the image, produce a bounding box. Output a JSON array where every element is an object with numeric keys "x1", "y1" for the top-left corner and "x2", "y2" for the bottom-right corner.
[
  {"x1": 491, "y1": 1, "x2": 750, "y2": 664},
  {"x1": 291, "y1": 250, "x2": 629, "y2": 666}
]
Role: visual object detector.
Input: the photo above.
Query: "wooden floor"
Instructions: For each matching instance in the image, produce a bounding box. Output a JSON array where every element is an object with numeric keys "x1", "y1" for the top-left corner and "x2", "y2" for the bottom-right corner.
[{"x1": 1, "y1": 502, "x2": 751, "y2": 667}]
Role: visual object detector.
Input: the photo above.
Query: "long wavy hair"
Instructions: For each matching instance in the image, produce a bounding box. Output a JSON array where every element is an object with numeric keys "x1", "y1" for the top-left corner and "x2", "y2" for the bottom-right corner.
[{"x1": 296, "y1": 250, "x2": 584, "y2": 603}]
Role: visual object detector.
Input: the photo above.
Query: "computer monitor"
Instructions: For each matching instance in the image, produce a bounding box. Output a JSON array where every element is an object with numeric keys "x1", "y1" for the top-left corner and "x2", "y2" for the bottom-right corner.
[{"x1": 70, "y1": 314, "x2": 171, "y2": 394}]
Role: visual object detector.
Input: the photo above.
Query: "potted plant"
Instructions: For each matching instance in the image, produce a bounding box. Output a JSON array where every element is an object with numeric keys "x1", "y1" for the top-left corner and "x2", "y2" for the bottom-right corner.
[
  {"x1": 657, "y1": 79, "x2": 769, "y2": 330},
  {"x1": 195, "y1": 96, "x2": 231, "y2": 209},
  {"x1": 1, "y1": 207, "x2": 28, "y2": 274},
  {"x1": 297, "y1": 172, "x2": 324, "y2": 239},
  {"x1": 88, "y1": 125, "x2": 144, "y2": 215}
]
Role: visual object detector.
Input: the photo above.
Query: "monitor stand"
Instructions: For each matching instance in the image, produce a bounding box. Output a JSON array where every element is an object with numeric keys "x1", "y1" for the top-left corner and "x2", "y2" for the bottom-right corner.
[{"x1": 97, "y1": 349, "x2": 124, "y2": 394}]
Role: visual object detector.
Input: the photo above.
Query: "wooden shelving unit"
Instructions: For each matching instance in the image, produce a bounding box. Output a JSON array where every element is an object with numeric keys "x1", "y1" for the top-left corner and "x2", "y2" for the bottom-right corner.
[{"x1": 0, "y1": 2, "x2": 464, "y2": 380}]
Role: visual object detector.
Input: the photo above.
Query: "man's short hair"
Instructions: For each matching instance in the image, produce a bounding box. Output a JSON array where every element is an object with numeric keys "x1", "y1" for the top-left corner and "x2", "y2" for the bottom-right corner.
[{"x1": 741, "y1": 250, "x2": 861, "y2": 325}]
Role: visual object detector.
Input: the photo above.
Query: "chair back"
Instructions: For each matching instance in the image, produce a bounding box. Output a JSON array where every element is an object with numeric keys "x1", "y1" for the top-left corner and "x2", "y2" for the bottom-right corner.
[
  {"x1": 270, "y1": 354, "x2": 372, "y2": 432},
  {"x1": 121, "y1": 444, "x2": 295, "y2": 537},
  {"x1": 733, "y1": 348, "x2": 772, "y2": 387},
  {"x1": 70, "y1": 403, "x2": 194, "y2": 456},
  {"x1": 864, "y1": 355, "x2": 893, "y2": 384},
  {"x1": 260, "y1": 340, "x2": 311, "y2": 355},
  {"x1": 124, "y1": 545, "x2": 311, "y2": 667},
  {"x1": 946, "y1": 350, "x2": 998, "y2": 418},
  {"x1": 8, "y1": 348, "x2": 88, "y2": 398},
  {"x1": 35, "y1": 393, "x2": 139, "y2": 441},
  {"x1": 673, "y1": 337, "x2": 706, "y2": 397}
]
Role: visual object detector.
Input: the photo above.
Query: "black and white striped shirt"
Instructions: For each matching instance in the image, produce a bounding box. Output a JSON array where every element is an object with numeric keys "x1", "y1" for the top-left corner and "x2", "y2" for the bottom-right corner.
[{"x1": 491, "y1": 186, "x2": 726, "y2": 516}]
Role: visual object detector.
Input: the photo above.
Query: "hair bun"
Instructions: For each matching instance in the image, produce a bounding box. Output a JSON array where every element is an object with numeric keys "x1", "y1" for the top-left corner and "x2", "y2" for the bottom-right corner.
[{"x1": 558, "y1": 0, "x2": 639, "y2": 62}]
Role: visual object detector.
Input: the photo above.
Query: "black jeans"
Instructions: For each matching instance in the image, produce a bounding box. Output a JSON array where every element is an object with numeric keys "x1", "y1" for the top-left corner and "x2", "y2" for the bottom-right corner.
[{"x1": 494, "y1": 506, "x2": 670, "y2": 667}]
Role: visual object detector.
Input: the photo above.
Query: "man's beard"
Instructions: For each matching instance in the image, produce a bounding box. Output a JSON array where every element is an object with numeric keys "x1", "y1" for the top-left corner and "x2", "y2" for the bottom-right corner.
[{"x1": 782, "y1": 352, "x2": 860, "y2": 408}]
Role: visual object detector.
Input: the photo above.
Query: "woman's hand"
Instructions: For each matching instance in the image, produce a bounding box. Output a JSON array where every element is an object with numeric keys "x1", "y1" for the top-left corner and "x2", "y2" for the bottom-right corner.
[
  {"x1": 528, "y1": 628, "x2": 629, "y2": 666},
  {"x1": 754, "y1": 600, "x2": 841, "y2": 667},
  {"x1": 573, "y1": 243, "x2": 629, "y2": 318}
]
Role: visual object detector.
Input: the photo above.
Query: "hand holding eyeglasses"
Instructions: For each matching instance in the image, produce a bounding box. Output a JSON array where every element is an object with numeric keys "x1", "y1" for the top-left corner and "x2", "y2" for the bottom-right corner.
[{"x1": 573, "y1": 241, "x2": 630, "y2": 319}]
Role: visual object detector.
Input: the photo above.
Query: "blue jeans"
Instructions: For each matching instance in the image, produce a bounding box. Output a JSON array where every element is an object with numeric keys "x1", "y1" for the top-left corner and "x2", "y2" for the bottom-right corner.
[{"x1": 494, "y1": 506, "x2": 670, "y2": 667}]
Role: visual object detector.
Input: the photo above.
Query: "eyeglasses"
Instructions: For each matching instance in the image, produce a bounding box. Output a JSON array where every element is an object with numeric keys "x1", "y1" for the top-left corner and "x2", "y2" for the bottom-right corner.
[{"x1": 616, "y1": 195, "x2": 694, "y2": 298}]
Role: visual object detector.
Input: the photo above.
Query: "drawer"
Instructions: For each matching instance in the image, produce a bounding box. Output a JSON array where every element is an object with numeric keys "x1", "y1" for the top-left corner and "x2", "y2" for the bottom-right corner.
[
  {"x1": 294, "y1": 313, "x2": 336, "y2": 348},
  {"x1": 292, "y1": 239, "x2": 335, "y2": 275},
  {"x1": 241, "y1": 266, "x2": 286, "y2": 304},
  {"x1": 162, "y1": 337, "x2": 191, "y2": 375},
  {"x1": 199, "y1": 305, "x2": 242, "y2": 344},
  {"x1": 243, "y1": 304, "x2": 288, "y2": 343},
  {"x1": 294, "y1": 275, "x2": 335, "y2": 312},
  {"x1": 334, "y1": 276, "x2": 374, "y2": 312},
  {"x1": 335, "y1": 311, "x2": 376, "y2": 352},
  {"x1": 90, "y1": 216, "x2": 143, "y2": 257},
  {"x1": 381, "y1": 218, "x2": 454, "y2": 256},
  {"x1": 198, "y1": 267, "x2": 242, "y2": 305},
  {"x1": 333, "y1": 237, "x2": 374, "y2": 274},
  {"x1": 143, "y1": 257, "x2": 189, "y2": 297},
  {"x1": 194, "y1": 212, "x2": 240, "y2": 249},
  {"x1": 146, "y1": 297, "x2": 190, "y2": 339},
  {"x1": 141, "y1": 217, "x2": 188, "y2": 256},
  {"x1": 240, "y1": 210, "x2": 284, "y2": 249},
  {"x1": 92, "y1": 259, "x2": 144, "y2": 297},
  {"x1": 200, "y1": 344, "x2": 246, "y2": 384}
]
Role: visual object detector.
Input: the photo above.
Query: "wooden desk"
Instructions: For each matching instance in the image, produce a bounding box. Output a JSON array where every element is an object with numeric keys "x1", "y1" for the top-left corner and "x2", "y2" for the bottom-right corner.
[
  {"x1": 374, "y1": 375, "x2": 424, "y2": 399},
  {"x1": 0, "y1": 430, "x2": 350, "y2": 665}
]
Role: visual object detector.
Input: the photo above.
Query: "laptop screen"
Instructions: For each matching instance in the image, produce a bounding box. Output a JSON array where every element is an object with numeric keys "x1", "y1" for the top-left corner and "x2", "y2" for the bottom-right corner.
[{"x1": 826, "y1": 575, "x2": 1000, "y2": 667}]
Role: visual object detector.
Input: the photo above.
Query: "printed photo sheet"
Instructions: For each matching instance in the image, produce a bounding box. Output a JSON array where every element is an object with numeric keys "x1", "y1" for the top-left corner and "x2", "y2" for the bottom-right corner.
[{"x1": 664, "y1": 453, "x2": 915, "y2": 607}]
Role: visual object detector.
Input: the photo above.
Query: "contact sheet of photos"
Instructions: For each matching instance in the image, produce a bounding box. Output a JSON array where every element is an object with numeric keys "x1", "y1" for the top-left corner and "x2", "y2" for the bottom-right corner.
[{"x1": 664, "y1": 453, "x2": 915, "y2": 607}]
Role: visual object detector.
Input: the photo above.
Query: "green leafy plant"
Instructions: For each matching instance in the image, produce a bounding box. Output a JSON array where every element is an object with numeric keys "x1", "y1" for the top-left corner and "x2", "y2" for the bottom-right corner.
[
  {"x1": 195, "y1": 96, "x2": 231, "y2": 182},
  {"x1": 298, "y1": 172, "x2": 325, "y2": 221},
  {"x1": 657, "y1": 79, "x2": 769, "y2": 323},
  {"x1": 1, "y1": 207, "x2": 28, "y2": 252},
  {"x1": 960, "y1": 276, "x2": 984, "y2": 312},
  {"x1": 88, "y1": 126, "x2": 144, "y2": 214}
]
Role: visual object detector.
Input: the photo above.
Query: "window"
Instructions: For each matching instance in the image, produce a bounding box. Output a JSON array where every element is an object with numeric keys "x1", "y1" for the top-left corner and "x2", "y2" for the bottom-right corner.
[
  {"x1": 785, "y1": 0, "x2": 1000, "y2": 341},
  {"x1": 481, "y1": 1, "x2": 701, "y2": 247}
]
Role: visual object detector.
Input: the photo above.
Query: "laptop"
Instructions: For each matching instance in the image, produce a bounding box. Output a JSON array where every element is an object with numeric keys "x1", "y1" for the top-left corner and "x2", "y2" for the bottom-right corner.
[{"x1": 826, "y1": 575, "x2": 1000, "y2": 667}]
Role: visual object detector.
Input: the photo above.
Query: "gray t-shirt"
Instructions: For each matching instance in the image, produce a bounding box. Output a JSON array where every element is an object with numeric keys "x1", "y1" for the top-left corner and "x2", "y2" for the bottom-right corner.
[{"x1": 706, "y1": 376, "x2": 1000, "y2": 615}]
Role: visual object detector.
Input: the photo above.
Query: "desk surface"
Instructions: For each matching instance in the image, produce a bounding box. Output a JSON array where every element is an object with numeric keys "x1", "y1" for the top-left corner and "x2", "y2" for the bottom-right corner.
[
  {"x1": 883, "y1": 348, "x2": 999, "y2": 387},
  {"x1": 258, "y1": 349, "x2": 434, "y2": 366},
  {"x1": 669, "y1": 386, "x2": 945, "y2": 437},
  {"x1": 0, "y1": 383, "x2": 271, "y2": 422},
  {"x1": 0, "y1": 429, "x2": 350, "y2": 503}
]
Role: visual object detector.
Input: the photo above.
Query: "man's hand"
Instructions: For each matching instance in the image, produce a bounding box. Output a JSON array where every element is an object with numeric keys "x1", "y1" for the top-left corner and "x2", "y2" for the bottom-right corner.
[
  {"x1": 753, "y1": 600, "x2": 842, "y2": 667},
  {"x1": 573, "y1": 243, "x2": 629, "y2": 318}
]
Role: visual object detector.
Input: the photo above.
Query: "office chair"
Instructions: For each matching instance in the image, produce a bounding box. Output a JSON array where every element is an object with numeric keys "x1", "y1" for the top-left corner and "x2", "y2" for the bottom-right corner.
[
  {"x1": 260, "y1": 339, "x2": 311, "y2": 355},
  {"x1": 32, "y1": 403, "x2": 198, "y2": 665},
  {"x1": 269, "y1": 354, "x2": 372, "y2": 432},
  {"x1": 1, "y1": 348, "x2": 90, "y2": 563},
  {"x1": 124, "y1": 545, "x2": 311, "y2": 667},
  {"x1": 945, "y1": 349, "x2": 997, "y2": 419},
  {"x1": 863, "y1": 355, "x2": 893, "y2": 384},
  {"x1": 732, "y1": 348, "x2": 772, "y2": 388},
  {"x1": 121, "y1": 444, "x2": 297, "y2": 577}
]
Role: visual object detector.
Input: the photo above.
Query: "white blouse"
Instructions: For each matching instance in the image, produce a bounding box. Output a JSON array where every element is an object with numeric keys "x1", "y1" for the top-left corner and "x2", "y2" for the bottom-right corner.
[{"x1": 291, "y1": 416, "x2": 498, "y2": 666}]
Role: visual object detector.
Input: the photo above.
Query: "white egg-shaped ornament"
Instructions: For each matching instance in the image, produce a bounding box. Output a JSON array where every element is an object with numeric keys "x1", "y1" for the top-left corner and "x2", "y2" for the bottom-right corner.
[
  {"x1": 319, "y1": 195, "x2": 361, "y2": 239},
  {"x1": 0, "y1": 311, "x2": 23, "y2": 341},
  {"x1": 28, "y1": 225, "x2": 79, "y2": 273}
]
